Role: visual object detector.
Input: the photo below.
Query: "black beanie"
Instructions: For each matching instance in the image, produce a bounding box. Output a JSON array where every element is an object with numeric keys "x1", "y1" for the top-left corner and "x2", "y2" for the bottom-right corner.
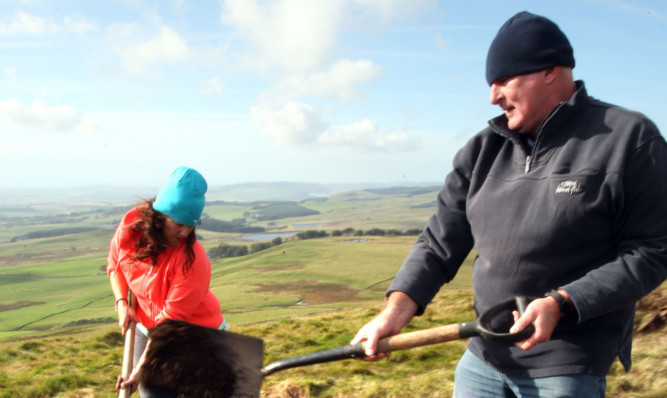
[{"x1": 486, "y1": 11, "x2": 575, "y2": 85}]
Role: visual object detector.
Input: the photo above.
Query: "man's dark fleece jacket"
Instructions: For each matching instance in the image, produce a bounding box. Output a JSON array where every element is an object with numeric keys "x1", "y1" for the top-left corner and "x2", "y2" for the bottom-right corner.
[{"x1": 389, "y1": 81, "x2": 667, "y2": 378}]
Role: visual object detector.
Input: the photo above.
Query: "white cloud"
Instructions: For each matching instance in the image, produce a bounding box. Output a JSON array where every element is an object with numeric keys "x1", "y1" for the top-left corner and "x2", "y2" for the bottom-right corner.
[
  {"x1": 272, "y1": 59, "x2": 382, "y2": 102},
  {"x1": 201, "y1": 77, "x2": 224, "y2": 95},
  {"x1": 0, "y1": 11, "x2": 55, "y2": 35},
  {"x1": 0, "y1": 99, "x2": 101, "y2": 133},
  {"x1": 434, "y1": 33, "x2": 448, "y2": 52},
  {"x1": 114, "y1": 26, "x2": 192, "y2": 75},
  {"x1": 2, "y1": 66, "x2": 17, "y2": 80},
  {"x1": 220, "y1": 0, "x2": 343, "y2": 72},
  {"x1": 0, "y1": 11, "x2": 97, "y2": 36},
  {"x1": 63, "y1": 15, "x2": 98, "y2": 35},
  {"x1": 75, "y1": 117, "x2": 103, "y2": 134},
  {"x1": 319, "y1": 118, "x2": 422, "y2": 152},
  {"x1": 347, "y1": 0, "x2": 437, "y2": 25},
  {"x1": 251, "y1": 101, "x2": 328, "y2": 145},
  {"x1": 219, "y1": 0, "x2": 437, "y2": 73},
  {"x1": 223, "y1": 0, "x2": 431, "y2": 153},
  {"x1": 252, "y1": 101, "x2": 421, "y2": 152}
]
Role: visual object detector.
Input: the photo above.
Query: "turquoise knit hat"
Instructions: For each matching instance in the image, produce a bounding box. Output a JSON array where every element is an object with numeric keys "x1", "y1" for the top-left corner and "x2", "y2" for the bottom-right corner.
[{"x1": 153, "y1": 166, "x2": 207, "y2": 226}]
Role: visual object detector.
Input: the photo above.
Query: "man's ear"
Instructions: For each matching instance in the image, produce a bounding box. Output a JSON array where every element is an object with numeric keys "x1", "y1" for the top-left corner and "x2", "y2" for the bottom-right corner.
[{"x1": 543, "y1": 66, "x2": 560, "y2": 84}]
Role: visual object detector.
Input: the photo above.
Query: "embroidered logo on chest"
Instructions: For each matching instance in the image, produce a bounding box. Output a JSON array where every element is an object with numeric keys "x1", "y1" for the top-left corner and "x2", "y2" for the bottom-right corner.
[{"x1": 556, "y1": 180, "x2": 583, "y2": 195}]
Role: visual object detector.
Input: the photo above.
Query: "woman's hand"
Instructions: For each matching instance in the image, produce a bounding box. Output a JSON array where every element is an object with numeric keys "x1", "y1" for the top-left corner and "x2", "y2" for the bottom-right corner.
[
  {"x1": 116, "y1": 300, "x2": 136, "y2": 336},
  {"x1": 115, "y1": 366, "x2": 141, "y2": 394},
  {"x1": 116, "y1": 337, "x2": 149, "y2": 394}
]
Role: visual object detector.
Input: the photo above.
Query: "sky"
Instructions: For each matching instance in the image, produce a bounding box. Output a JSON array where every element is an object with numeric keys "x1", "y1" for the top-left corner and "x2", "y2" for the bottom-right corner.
[{"x1": 1, "y1": 0, "x2": 666, "y2": 190}]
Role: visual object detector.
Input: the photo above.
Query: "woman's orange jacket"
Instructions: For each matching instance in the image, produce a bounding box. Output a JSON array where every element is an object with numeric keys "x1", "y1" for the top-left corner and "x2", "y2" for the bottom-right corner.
[{"x1": 107, "y1": 206, "x2": 224, "y2": 329}]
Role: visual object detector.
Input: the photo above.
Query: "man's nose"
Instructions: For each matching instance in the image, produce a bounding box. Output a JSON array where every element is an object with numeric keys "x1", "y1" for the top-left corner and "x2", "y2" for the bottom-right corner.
[{"x1": 489, "y1": 83, "x2": 501, "y2": 105}]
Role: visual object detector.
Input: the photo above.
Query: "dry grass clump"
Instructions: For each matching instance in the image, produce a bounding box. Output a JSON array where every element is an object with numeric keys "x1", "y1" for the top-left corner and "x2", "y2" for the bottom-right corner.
[
  {"x1": 0, "y1": 287, "x2": 664, "y2": 397},
  {"x1": 606, "y1": 285, "x2": 666, "y2": 398}
]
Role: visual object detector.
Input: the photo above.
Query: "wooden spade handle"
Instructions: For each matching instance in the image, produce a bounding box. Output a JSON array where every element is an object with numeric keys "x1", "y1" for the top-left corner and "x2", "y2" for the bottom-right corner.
[
  {"x1": 261, "y1": 323, "x2": 462, "y2": 376},
  {"x1": 374, "y1": 323, "x2": 461, "y2": 353},
  {"x1": 119, "y1": 293, "x2": 136, "y2": 398},
  {"x1": 262, "y1": 296, "x2": 533, "y2": 377}
]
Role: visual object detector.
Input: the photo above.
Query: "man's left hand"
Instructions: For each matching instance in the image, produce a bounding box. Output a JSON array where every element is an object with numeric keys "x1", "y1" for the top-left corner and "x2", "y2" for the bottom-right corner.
[{"x1": 509, "y1": 293, "x2": 565, "y2": 350}]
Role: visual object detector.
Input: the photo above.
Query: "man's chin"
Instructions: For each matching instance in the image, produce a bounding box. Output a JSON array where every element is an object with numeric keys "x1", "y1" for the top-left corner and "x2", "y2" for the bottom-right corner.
[{"x1": 506, "y1": 120, "x2": 521, "y2": 131}]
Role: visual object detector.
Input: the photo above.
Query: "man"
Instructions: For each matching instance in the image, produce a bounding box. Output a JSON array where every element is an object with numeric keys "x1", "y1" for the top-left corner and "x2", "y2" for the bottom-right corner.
[{"x1": 351, "y1": 11, "x2": 666, "y2": 397}]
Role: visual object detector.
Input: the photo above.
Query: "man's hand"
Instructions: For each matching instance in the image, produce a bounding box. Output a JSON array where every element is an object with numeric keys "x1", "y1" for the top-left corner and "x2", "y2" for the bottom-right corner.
[
  {"x1": 350, "y1": 291, "x2": 418, "y2": 361},
  {"x1": 510, "y1": 290, "x2": 571, "y2": 350}
]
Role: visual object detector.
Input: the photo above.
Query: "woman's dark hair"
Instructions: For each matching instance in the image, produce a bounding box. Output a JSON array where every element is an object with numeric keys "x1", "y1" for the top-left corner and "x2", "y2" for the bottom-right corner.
[{"x1": 131, "y1": 198, "x2": 196, "y2": 276}]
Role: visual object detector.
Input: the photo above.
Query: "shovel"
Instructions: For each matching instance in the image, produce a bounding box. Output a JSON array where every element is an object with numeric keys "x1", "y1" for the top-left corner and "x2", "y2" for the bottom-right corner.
[
  {"x1": 140, "y1": 296, "x2": 533, "y2": 397},
  {"x1": 118, "y1": 292, "x2": 136, "y2": 398}
]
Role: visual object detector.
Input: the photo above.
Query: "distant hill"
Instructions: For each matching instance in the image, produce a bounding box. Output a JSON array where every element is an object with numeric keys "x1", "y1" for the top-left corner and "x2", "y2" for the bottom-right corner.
[
  {"x1": 0, "y1": 181, "x2": 442, "y2": 206},
  {"x1": 208, "y1": 182, "x2": 441, "y2": 202},
  {"x1": 0, "y1": 186, "x2": 158, "y2": 207},
  {"x1": 207, "y1": 182, "x2": 330, "y2": 202}
]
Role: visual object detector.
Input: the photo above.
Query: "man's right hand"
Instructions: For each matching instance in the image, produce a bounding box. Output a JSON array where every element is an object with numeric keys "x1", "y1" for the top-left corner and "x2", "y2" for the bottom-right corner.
[{"x1": 350, "y1": 291, "x2": 418, "y2": 360}]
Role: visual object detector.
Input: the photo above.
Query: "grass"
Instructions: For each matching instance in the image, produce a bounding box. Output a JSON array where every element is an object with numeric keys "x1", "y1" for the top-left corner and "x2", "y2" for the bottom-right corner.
[
  {"x1": 0, "y1": 188, "x2": 665, "y2": 397},
  {"x1": 0, "y1": 188, "x2": 437, "y2": 341},
  {"x1": 0, "y1": 287, "x2": 664, "y2": 397},
  {"x1": 255, "y1": 291, "x2": 475, "y2": 398},
  {"x1": 0, "y1": 234, "x2": 427, "y2": 340},
  {"x1": 0, "y1": 291, "x2": 474, "y2": 398},
  {"x1": 0, "y1": 326, "x2": 123, "y2": 397},
  {"x1": 208, "y1": 236, "x2": 473, "y2": 326}
]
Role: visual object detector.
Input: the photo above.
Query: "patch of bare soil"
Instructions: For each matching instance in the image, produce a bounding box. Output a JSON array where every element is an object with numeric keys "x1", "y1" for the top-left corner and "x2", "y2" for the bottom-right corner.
[
  {"x1": 254, "y1": 280, "x2": 360, "y2": 305},
  {"x1": 263, "y1": 381, "x2": 307, "y2": 398},
  {"x1": 256, "y1": 263, "x2": 305, "y2": 272},
  {"x1": 635, "y1": 288, "x2": 667, "y2": 333},
  {"x1": 0, "y1": 248, "x2": 103, "y2": 266},
  {"x1": 0, "y1": 301, "x2": 45, "y2": 313}
]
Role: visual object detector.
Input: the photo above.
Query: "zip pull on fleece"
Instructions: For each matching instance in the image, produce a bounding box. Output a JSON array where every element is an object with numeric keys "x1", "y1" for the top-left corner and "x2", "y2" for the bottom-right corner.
[{"x1": 524, "y1": 102, "x2": 567, "y2": 175}]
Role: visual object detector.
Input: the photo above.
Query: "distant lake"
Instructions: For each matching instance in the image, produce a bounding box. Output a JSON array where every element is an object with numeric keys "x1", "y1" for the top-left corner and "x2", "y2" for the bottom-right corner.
[
  {"x1": 242, "y1": 224, "x2": 321, "y2": 241},
  {"x1": 242, "y1": 232, "x2": 297, "y2": 242},
  {"x1": 292, "y1": 223, "x2": 321, "y2": 229}
]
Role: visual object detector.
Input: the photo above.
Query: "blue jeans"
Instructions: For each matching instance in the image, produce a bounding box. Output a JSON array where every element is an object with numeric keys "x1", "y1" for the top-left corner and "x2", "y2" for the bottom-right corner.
[{"x1": 453, "y1": 350, "x2": 606, "y2": 398}]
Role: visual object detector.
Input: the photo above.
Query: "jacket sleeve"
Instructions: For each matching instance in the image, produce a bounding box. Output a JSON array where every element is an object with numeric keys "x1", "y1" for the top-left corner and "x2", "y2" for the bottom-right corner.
[
  {"x1": 107, "y1": 228, "x2": 120, "y2": 276},
  {"x1": 387, "y1": 143, "x2": 476, "y2": 315},
  {"x1": 564, "y1": 125, "x2": 667, "y2": 322},
  {"x1": 107, "y1": 207, "x2": 141, "y2": 277},
  {"x1": 154, "y1": 243, "x2": 212, "y2": 324},
  {"x1": 107, "y1": 211, "x2": 129, "y2": 277}
]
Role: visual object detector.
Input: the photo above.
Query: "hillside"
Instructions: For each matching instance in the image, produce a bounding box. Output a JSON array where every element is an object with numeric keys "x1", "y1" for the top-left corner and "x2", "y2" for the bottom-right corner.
[
  {"x1": 0, "y1": 185, "x2": 664, "y2": 397},
  {"x1": 0, "y1": 185, "x2": 441, "y2": 340},
  {"x1": 1, "y1": 287, "x2": 664, "y2": 397},
  {"x1": 0, "y1": 181, "x2": 442, "y2": 206}
]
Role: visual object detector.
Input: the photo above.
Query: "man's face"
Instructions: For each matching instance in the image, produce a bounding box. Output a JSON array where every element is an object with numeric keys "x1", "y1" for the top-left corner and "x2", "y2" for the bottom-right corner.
[
  {"x1": 163, "y1": 216, "x2": 194, "y2": 247},
  {"x1": 489, "y1": 71, "x2": 550, "y2": 135}
]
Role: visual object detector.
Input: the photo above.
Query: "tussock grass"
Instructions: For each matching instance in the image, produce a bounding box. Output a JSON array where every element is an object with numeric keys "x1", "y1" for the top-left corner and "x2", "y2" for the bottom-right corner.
[
  {"x1": 254, "y1": 291, "x2": 474, "y2": 398},
  {"x1": 1, "y1": 288, "x2": 664, "y2": 397},
  {"x1": 1, "y1": 191, "x2": 664, "y2": 397}
]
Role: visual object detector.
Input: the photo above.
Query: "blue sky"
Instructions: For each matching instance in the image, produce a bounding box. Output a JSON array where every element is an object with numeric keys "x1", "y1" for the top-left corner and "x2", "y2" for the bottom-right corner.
[{"x1": 1, "y1": 0, "x2": 665, "y2": 189}]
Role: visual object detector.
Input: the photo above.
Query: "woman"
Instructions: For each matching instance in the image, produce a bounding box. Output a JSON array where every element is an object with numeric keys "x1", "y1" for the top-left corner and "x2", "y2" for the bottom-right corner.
[{"x1": 108, "y1": 166, "x2": 225, "y2": 397}]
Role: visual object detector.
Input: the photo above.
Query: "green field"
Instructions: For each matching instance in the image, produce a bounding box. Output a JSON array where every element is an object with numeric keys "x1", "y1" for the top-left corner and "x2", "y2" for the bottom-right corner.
[
  {"x1": 0, "y1": 187, "x2": 440, "y2": 340},
  {"x1": 0, "y1": 186, "x2": 664, "y2": 397}
]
